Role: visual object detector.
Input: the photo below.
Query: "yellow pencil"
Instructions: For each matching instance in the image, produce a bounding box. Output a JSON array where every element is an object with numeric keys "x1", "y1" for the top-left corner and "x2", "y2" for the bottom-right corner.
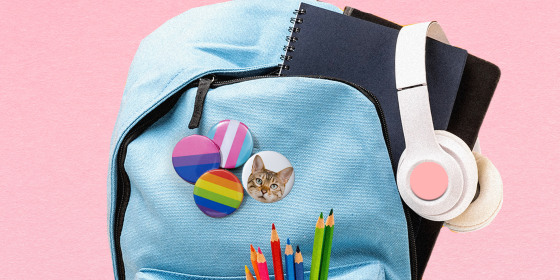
[{"x1": 245, "y1": 265, "x2": 256, "y2": 280}]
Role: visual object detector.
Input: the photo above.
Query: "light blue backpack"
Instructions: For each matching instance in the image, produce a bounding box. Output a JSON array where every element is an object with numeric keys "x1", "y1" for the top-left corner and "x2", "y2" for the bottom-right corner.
[{"x1": 108, "y1": 0, "x2": 415, "y2": 279}]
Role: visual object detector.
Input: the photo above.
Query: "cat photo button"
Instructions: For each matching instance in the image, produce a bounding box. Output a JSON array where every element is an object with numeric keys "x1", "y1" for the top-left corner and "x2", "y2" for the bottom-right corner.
[{"x1": 242, "y1": 151, "x2": 295, "y2": 203}]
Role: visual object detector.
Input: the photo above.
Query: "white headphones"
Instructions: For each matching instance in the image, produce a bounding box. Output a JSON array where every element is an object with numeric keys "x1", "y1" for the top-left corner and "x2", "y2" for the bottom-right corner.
[{"x1": 394, "y1": 22, "x2": 503, "y2": 232}]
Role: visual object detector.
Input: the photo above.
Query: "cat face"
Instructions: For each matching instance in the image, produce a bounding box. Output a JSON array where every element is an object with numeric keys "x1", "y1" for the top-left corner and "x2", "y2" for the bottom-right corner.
[{"x1": 247, "y1": 155, "x2": 293, "y2": 203}]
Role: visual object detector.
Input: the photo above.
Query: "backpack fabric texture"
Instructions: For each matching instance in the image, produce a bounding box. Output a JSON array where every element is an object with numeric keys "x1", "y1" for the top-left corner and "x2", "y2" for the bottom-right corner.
[{"x1": 108, "y1": 0, "x2": 413, "y2": 279}]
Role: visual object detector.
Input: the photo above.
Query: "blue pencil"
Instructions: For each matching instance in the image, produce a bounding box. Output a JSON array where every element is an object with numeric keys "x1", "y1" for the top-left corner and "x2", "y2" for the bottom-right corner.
[
  {"x1": 285, "y1": 239, "x2": 295, "y2": 280},
  {"x1": 294, "y1": 245, "x2": 304, "y2": 280}
]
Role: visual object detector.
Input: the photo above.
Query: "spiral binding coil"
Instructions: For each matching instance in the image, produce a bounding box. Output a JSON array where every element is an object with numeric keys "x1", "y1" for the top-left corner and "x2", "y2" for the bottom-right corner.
[{"x1": 279, "y1": 8, "x2": 306, "y2": 73}]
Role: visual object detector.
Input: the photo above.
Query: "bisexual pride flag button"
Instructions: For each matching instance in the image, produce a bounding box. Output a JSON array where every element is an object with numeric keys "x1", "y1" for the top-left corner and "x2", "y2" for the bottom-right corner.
[
  {"x1": 194, "y1": 169, "x2": 244, "y2": 217},
  {"x1": 172, "y1": 135, "x2": 221, "y2": 184},
  {"x1": 207, "y1": 120, "x2": 253, "y2": 169}
]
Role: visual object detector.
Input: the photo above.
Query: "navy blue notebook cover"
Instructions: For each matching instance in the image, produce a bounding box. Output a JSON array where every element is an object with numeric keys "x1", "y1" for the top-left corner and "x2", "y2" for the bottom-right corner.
[{"x1": 280, "y1": 3, "x2": 468, "y2": 165}]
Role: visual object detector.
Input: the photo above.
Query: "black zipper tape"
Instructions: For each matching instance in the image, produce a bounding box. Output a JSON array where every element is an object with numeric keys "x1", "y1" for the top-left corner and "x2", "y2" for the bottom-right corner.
[
  {"x1": 188, "y1": 76, "x2": 215, "y2": 129},
  {"x1": 113, "y1": 88, "x2": 189, "y2": 280},
  {"x1": 113, "y1": 73, "x2": 417, "y2": 280}
]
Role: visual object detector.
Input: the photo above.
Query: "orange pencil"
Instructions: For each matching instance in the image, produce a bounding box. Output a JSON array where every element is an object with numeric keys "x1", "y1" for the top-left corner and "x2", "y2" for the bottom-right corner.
[
  {"x1": 257, "y1": 247, "x2": 271, "y2": 280},
  {"x1": 250, "y1": 244, "x2": 261, "y2": 280},
  {"x1": 271, "y1": 224, "x2": 284, "y2": 280},
  {"x1": 245, "y1": 265, "x2": 256, "y2": 280}
]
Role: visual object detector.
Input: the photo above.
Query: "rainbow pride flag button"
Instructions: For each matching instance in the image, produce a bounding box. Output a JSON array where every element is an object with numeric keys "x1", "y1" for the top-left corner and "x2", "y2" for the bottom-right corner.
[
  {"x1": 207, "y1": 120, "x2": 254, "y2": 169},
  {"x1": 172, "y1": 135, "x2": 221, "y2": 184},
  {"x1": 193, "y1": 169, "x2": 244, "y2": 217}
]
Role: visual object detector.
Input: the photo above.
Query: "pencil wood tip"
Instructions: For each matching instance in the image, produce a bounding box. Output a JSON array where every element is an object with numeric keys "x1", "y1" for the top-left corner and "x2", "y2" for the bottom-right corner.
[
  {"x1": 256, "y1": 249, "x2": 266, "y2": 263},
  {"x1": 326, "y1": 212, "x2": 334, "y2": 226},
  {"x1": 285, "y1": 243, "x2": 293, "y2": 255}
]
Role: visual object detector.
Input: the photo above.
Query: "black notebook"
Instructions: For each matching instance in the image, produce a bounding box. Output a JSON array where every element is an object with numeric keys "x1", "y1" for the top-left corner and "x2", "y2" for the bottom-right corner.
[{"x1": 280, "y1": 3, "x2": 468, "y2": 166}]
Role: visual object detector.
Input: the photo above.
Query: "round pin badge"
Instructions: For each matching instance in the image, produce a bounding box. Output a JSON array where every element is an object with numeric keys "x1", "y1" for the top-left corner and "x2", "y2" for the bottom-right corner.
[
  {"x1": 194, "y1": 169, "x2": 244, "y2": 217},
  {"x1": 172, "y1": 135, "x2": 221, "y2": 184},
  {"x1": 207, "y1": 120, "x2": 254, "y2": 169},
  {"x1": 242, "y1": 151, "x2": 295, "y2": 203}
]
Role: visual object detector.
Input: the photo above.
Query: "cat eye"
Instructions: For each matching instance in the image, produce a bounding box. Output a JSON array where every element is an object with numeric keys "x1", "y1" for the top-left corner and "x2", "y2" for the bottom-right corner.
[
  {"x1": 255, "y1": 178, "x2": 262, "y2": 185},
  {"x1": 271, "y1": 184, "x2": 278, "y2": 190}
]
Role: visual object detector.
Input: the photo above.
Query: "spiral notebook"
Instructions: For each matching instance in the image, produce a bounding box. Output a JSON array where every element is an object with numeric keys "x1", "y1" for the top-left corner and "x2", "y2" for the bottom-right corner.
[{"x1": 279, "y1": 3, "x2": 468, "y2": 165}]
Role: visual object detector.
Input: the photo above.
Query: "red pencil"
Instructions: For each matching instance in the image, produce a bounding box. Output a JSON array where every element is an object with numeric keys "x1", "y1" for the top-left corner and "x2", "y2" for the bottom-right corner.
[
  {"x1": 257, "y1": 247, "x2": 270, "y2": 280},
  {"x1": 271, "y1": 224, "x2": 284, "y2": 280}
]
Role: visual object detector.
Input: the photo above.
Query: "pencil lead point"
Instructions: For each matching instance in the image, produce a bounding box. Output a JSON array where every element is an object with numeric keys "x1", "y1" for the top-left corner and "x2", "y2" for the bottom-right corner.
[
  {"x1": 329, "y1": 208, "x2": 333, "y2": 215},
  {"x1": 287, "y1": 238, "x2": 290, "y2": 244},
  {"x1": 319, "y1": 212, "x2": 323, "y2": 219},
  {"x1": 296, "y1": 245, "x2": 301, "y2": 253},
  {"x1": 272, "y1": 223, "x2": 276, "y2": 230}
]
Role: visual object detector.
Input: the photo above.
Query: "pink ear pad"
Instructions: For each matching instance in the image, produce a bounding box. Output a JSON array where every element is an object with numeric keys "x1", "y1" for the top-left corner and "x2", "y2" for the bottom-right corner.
[
  {"x1": 444, "y1": 152, "x2": 503, "y2": 232},
  {"x1": 410, "y1": 162, "x2": 448, "y2": 200},
  {"x1": 397, "y1": 148, "x2": 464, "y2": 218}
]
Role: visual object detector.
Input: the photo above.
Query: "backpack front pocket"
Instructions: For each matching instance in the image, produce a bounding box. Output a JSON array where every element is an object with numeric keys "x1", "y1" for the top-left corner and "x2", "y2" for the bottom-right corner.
[
  {"x1": 119, "y1": 77, "x2": 411, "y2": 280},
  {"x1": 136, "y1": 261, "x2": 385, "y2": 280}
]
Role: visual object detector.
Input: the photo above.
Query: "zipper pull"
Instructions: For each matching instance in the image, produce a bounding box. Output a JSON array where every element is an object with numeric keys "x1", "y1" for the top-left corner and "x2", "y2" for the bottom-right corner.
[{"x1": 189, "y1": 75, "x2": 216, "y2": 129}]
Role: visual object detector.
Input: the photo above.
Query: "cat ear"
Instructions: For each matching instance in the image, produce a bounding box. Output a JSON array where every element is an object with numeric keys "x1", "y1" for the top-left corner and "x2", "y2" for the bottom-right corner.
[
  {"x1": 277, "y1": 167, "x2": 293, "y2": 184},
  {"x1": 252, "y1": 155, "x2": 265, "y2": 173}
]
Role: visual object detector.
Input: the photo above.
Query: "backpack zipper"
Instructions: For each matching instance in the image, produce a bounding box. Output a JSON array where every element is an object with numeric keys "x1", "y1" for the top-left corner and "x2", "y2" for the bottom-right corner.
[
  {"x1": 113, "y1": 73, "x2": 418, "y2": 280},
  {"x1": 189, "y1": 75, "x2": 394, "y2": 165}
]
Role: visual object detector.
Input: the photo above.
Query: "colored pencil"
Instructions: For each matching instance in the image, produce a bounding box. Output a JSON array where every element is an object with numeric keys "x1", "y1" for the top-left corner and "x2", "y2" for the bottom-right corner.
[
  {"x1": 270, "y1": 224, "x2": 284, "y2": 280},
  {"x1": 319, "y1": 209, "x2": 334, "y2": 280},
  {"x1": 294, "y1": 245, "x2": 304, "y2": 280},
  {"x1": 257, "y1": 247, "x2": 271, "y2": 280},
  {"x1": 310, "y1": 212, "x2": 325, "y2": 280},
  {"x1": 285, "y1": 239, "x2": 295, "y2": 280},
  {"x1": 250, "y1": 244, "x2": 261, "y2": 280},
  {"x1": 245, "y1": 265, "x2": 256, "y2": 280}
]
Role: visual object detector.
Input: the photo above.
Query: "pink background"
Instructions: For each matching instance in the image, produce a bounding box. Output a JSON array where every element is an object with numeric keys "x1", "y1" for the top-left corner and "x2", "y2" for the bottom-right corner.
[{"x1": 1, "y1": 0, "x2": 558, "y2": 278}]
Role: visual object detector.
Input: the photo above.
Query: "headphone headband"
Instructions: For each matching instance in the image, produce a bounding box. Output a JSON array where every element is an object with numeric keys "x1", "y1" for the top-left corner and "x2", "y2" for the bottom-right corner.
[
  {"x1": 395, "y1": 22, "x2": 449, "y2": 90},
  {"x1": 395, "y1": 22, "x2": 451, "y2": 151}
]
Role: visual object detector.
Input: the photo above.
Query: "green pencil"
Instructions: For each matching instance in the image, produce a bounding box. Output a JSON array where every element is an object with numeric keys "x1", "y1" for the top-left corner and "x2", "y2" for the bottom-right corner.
[
  {"x1": 310, "y1": 212, "x2": 325, "y2": 280},
  {"x1": 319, "y1": 209, "x2": 334, "y2": 280}
]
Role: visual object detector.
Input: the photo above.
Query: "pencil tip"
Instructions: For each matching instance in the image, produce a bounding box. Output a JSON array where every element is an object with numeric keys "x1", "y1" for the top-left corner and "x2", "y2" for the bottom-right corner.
[
  {"x1": 320, "y1": 212, "x2": 323, "y2": 218},
  {"x1": 272, "y1": 223, "x2": 276, "y2": 230},
  {"x1": 258, "y1": 247, "x2": 262, "y2": 254},
  {"x1": 250, "y1": 244, "x2": 255, "y2": 251},
  {"x1": 287, "y1": 238, "x2": 290, "y2": 244},
  {"x1": 296, "y1": 245, "x2": 300, "y2": 253},
  {"x1": 329, "y1": 209, "x2": 333, "y2": 215}
]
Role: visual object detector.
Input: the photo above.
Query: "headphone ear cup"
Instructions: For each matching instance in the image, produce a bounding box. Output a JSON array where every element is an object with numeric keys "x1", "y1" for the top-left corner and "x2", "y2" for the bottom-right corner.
[
  {"x1": 444, "y1": 152, "x2": 503, "y2": 232},
  {"x1": 421, "y1": 131, "x2": 478, "y2": 221}
]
